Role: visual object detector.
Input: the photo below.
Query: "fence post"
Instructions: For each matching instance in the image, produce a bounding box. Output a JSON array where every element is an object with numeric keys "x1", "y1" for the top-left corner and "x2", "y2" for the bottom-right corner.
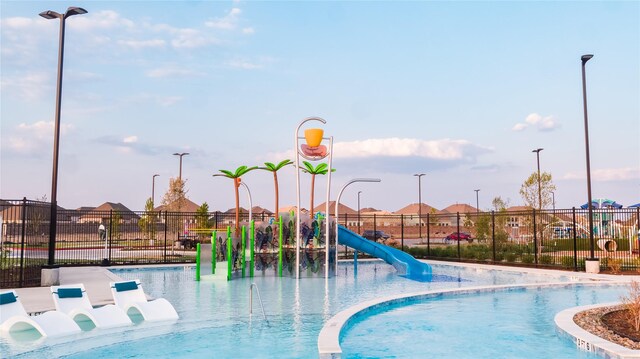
[
  {"x1": 400, "y1": 214, "x2": 404, "y2": 251},
  {"x1": 373, "y1": 214, "x2": 377, "y2": 235},
  {"x1": 19, "y1": 197, "x2": 27, "y2": 287},
  {"x1": 572, "y1": 207, "x2": 578, "y2": 271},
  {"x1": 532, "y1": 209, "x2": 538, "y2": 265},
  {"x1": 457, "y1": 212, "x2": 461, "y2": 259},
  {"x1": 491, "y1": 211, "x2": 496, "y2": 262},
  {"x1": 108, "y1": 210, "x2": 113, "y2": 264},
  {"x1": 426, "y1": 213, "x2": 430, "y2": 256},
  {"x1": 164, "y1": 211, "x2": 168, "y2": 262}
]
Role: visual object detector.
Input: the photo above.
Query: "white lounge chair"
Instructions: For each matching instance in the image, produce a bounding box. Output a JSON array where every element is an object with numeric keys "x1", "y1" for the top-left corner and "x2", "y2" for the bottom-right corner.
[
  {"x1": 51, "y1": 284, "x2": 132, "y2": 329},
  {"x1": 0, "y1": 290, "x2": 81, "y2": 338},
  {"x1": 110, "y1": 280, "x2": 179, "y2": 322}
]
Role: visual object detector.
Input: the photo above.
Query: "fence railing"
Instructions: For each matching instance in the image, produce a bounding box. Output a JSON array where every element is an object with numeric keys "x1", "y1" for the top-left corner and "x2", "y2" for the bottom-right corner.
[{"x1": 1, "y1": 198, "x2": 638, "y2": 287}]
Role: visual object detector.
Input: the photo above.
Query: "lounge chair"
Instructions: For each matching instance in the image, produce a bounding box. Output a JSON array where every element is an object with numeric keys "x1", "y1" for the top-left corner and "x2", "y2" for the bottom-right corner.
[
  {"x1": 51, "y1": 284, "x2": 132, "y2": 329},
  {"x1": 0, "y1": 290, "x2": 81, "y2": 337},
  {"x1": 110, "y1": 280, "x2": 179, "y2": 322}
]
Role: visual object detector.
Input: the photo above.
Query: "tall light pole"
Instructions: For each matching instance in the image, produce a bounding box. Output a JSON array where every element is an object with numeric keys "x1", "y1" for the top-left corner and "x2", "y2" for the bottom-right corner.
[
  {"x1": 581, "y1": 54, "x2": 596, "y2": 260},
  {"x1": 474, "y1": 189, "x2": 480, "y2": 215},
  {"x1": 414, "y1": 173, "x2": 426, "y2": 241},
  {"x1": 357, "y1": 191, "x2": 362, "y2": 234},
  {"x1": 335, "y1": 178, "x2": 381, "y2": 275},
  {"x1": 40, "y1": 6, "x2": 88, "y2": 267},
  {"x1": 551, "y1": 191, "x2": 556, "y2": 213},
  {"x1": 151, "y1": 174, "x2": 159, "y2": 207},
  {"x1": 173, "y1": 152, "x2": 189, "y2": 181},
  {"x1": 532, "y1": 148, "x2": 544, "y2": 210}
]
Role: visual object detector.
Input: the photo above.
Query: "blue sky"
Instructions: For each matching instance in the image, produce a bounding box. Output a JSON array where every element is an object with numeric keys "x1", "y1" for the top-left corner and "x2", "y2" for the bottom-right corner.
[{"x1": 1, "y1": 0, "x2": 638, "y2": 213}]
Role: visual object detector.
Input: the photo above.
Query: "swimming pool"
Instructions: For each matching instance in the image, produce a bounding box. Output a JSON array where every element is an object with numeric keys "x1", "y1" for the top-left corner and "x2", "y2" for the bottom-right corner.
[{"x1": 0, "y1": 261, "x2": 627, "y2": 358}]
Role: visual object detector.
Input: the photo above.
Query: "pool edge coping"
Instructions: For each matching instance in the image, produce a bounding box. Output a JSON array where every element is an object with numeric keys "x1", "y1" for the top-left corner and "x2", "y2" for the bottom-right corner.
[
  {"x1": 555, "y1": 302, "x2": 640, "y2": 359},
  {"x1": 317, "y1": 280, "x2": 632, "y2": 358}
]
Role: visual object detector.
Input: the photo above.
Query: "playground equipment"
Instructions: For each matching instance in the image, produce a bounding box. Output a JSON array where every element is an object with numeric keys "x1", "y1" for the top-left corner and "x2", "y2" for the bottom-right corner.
[{"x1": 295, "y1": 117, "x2": 334, "y2": 279}]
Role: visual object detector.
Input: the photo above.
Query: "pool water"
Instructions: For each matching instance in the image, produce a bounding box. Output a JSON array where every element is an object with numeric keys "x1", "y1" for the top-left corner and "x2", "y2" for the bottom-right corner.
[
  {"x1": 0, "y1": 261, "x2": 625, "y2": 358},
  {"x1": 340, "y1": 285, "x2": 625, "y2": 359}
]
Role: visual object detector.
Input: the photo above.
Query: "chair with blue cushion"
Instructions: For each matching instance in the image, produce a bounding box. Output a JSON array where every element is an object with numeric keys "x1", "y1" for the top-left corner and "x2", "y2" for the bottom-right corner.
[
  {"x1": 0, "y1": 290, "x2": 81, "y2": 338},
  {"x1": 110, "y1": 280, "x2": 179, "y2": 322},
  {"x1": 51, "y1": 283, "x2": 132, "y2": 329}
]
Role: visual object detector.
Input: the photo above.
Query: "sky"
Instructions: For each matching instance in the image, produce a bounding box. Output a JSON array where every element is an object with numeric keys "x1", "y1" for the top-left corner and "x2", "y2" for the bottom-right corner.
[{"x1": 1, "y1": 0, "x2": 639, "y2": 213}]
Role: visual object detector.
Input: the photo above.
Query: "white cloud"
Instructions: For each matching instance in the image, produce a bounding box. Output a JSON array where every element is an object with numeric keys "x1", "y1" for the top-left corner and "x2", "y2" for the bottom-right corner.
[
  {"x1": 117, "y1": 39, "x2": 166, "y2": 49},
  {"x1": 512, "y1": 123, "x2": 527, "y2": 132},
  {"x1": 70, "y1": 10, "x2": 135, "y2": 31},
  {"x1": 170, "y1": 28, "x2": 217, "y2": 48},
  {"x1": 226, "y1": 59, "x2": 263, "y2": 70},
  {"x1": 563, "y1": 167, "x2": 640, "y2": 181},
  {"x1": 157, "y1": 96, "x2": 183, "y2": 107},
  {"x1": 123, "y1": 136, "x2": 138, "y2": 143},
  {"x1": 145, "y1": 67, "x2": 203, "y2": 78},
  {"x1": 5, "y1": 121, "x2": 75, "y2": 155},
  {"x1": 512, "y1": 113, "x2": 560, "y2": 132},
  {"x1": 242, "y1": 27, "x2": 255, "y2": 34},
  {"x1": 333, "y1": 138, "x2": 487, "y2": 160},
  {"x1": 267, "y1": 138, "x2": 491, "y2": 161},
  {"x1": 205, "y1": 7, "x2": 242, "y2": 30},
  {"x1": 0, "y1": 72, "x2": 51, "y2": 101}
]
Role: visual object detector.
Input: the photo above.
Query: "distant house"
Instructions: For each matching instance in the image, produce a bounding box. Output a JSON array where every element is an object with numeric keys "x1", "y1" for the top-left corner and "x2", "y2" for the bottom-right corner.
[
  {"x1": 154, "y1": 198, "x2": 201, "y2": 213},
  {"x1": 394, "y1": 203, "x2": 439, "y2": 227},
  {"x1": 439, "y1": 203, "x2": 480, "y2": 226},
  {"x1": 78, "y1": 202, "x2": 139, "y2": 224}
]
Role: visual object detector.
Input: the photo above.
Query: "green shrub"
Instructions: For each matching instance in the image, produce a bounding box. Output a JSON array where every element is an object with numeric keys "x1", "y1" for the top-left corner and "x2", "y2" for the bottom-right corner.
[
  {"x1": 560, "y1": 256, "x2": 574, "y2": 269},
  {"x1": 521, "y1": 254, "x2": 534, "y2": 264},
  {"x1": 505, "y1": 252, "x2": 518, "y2": 262},
  {"x1": 494, "y1": 252, "x2": 504, "y2": 262},
  {"x1": 540, "y1": 255, "x2": 554, "y2": 265}
]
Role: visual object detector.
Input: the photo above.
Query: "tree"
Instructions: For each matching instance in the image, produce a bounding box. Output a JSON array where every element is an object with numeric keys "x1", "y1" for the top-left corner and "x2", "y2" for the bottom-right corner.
[
  {"x1": 110, "y1": 211, "x2": 122, "y2": 241},
  {"x1": 138, "y1": 198, "x2": 157, "y2": 241},
  {"x1": 161, "y1": 177, "x2": 188, "y2": 212},
  {"x1": 519, "y1": 171, "x2": 556, "y2": 209},
  {"x1": 161, "y1": 177, "x2": 189, "y2": 234},
  {"x1": 260, "y1": 160, "x2": 293, "y2": 217},
  {"x1": 215, "y1": 166, "x2": 258, "y2": 234},
  {"x1": 301, "y1": 161, "x2": 335, "y2": 219},
  {"x1": 195, "y1": 202, "x2": 211, "y2": 240}
]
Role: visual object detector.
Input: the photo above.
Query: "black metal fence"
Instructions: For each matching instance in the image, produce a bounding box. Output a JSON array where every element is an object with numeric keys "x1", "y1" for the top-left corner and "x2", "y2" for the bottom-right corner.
[
  {"x1": 337, "y1": 207, "x2": 640, "y2": 272},
  {"x1": 2, "y1": 198, "x2": 639, "y2": 288}
]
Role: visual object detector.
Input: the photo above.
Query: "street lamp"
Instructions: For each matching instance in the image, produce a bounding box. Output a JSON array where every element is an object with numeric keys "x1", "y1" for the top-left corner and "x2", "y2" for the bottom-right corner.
[
  {"x1": 173, "y1": 152, "x2": 189, "y2": 181},
  {"x1": 335, "y1": 178, "x2": 381, "y2": 275},
  {"x1": 414, "y1": 173, "x2": 426, "y2": 241},
  {"x1": 551, "y1": 191, "x2": 556, "y2": 213},
  {"x1": 357, "y1": 191, "x2": 362, "y2": 234},
  {"x1": 581, "y1": 54, "x2": 596, "y2": 261},
  {"x1": 40, "y1": 6, "x2": 88, "y2": 267},
  {"x1": 151, "y1": 174, "x2": 160, "y2": 207},
  {"x1": 474, "y1": 189, "x2": 480, "y2": 215},
  {"x1": 532, "y1": 148, "x2": 544, "y2": 210}
]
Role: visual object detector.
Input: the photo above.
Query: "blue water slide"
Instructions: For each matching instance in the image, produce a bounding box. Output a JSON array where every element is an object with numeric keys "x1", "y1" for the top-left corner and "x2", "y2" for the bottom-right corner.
[{"x1": 337, "y1": 225, "x2": 432, "y2": 282}]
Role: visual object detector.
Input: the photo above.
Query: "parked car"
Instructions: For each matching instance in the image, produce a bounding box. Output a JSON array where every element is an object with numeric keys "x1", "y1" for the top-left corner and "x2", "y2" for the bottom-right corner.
[
  {"x1": 445, "y1": 232, "x2": 472, "y2": 242},
  {"x1": 362, "y1": 230, "x2": 391, "y2": 242}
]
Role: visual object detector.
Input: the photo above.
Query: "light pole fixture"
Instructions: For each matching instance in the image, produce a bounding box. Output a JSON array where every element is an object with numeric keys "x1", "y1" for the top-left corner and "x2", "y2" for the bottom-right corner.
[
  {"x1": 532, "y1": 148, "x2": 544, "y2": 210},
  {"x1": 173, "y1": 152, "x2": 189, "y2": 181},
  {"x1": 474, "y1": 189, "x2": 480, "y2": 215},
  {"x1": 335, "y1": 178, "x2": 381, "y2": 274},
  {"x1": 581, "y1": 53, "x2": 596, "y2": 260},
  {"x1": 414, "y1": 173, "x2": 426, "y2": 241},
  {"x1": 357, "y1": 191, "x2": 362, "y2": 235},
  {"x1": 152, "y1": 174, "x2": 160, "y2": 207},
  {"x1": 40, "y1": 6, "x2": 88, "y2": 267}
]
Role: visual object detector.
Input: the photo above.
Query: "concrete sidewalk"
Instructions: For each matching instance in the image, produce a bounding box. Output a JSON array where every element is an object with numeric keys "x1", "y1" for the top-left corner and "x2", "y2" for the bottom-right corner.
[{"x1": 11, "y1": 267, "x2": 125, "y2": 314}]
